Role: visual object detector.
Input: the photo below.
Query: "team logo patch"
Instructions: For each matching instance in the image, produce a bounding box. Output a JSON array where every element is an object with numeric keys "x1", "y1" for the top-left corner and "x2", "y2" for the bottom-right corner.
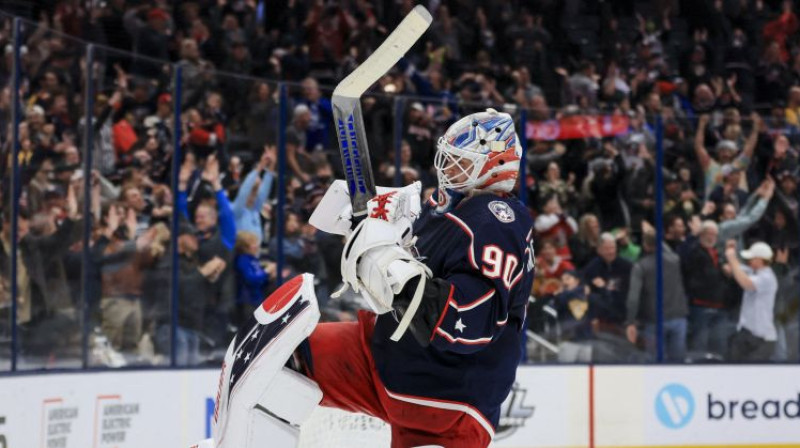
[{"x1": 489, "y1": 201, "x2": 515, "y2": 223}]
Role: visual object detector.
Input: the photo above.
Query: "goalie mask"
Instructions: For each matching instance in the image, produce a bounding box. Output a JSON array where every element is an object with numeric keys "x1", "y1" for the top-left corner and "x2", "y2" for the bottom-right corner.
[{"x1": 434, "y1": 108, "x2": 521, "y2": 197}]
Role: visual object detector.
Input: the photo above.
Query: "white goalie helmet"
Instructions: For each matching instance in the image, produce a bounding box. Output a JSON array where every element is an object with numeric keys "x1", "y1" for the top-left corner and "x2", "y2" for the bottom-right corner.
[{"x1": 434, "y1": 108, "x2": 522, "y2": 195}]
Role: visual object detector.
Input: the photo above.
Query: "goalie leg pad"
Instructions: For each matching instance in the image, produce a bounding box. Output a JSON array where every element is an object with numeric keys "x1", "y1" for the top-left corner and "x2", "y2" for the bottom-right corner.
[{"x1": 210, "y1": 273, "x2": 323, "y2": 448}]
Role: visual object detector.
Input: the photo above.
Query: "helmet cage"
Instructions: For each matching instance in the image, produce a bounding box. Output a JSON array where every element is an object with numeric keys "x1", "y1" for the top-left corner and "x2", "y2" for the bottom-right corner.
[{"x1": 434, "y1": 136, "x2": 490, "y2": 192}]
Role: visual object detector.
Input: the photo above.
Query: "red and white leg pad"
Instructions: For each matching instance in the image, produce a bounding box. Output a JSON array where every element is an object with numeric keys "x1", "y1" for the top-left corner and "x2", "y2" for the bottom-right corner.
[{"x1": 195, "y1": 273, "x2": 322, "y2": 448}]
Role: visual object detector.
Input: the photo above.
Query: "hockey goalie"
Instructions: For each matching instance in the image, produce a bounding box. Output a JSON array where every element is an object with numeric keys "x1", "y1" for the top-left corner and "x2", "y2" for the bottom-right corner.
[{"x1": 197, "y1": 109, "x2": 535, "y2": 448}]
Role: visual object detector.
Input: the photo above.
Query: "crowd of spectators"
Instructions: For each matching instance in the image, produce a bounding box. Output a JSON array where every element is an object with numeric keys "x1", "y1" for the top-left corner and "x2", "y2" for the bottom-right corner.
[{"x1": 0, "y1": 0, "x2": 799, "y2": 367}]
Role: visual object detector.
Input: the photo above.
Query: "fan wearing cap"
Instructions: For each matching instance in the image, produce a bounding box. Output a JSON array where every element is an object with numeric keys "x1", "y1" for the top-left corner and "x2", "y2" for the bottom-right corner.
[
  {"x1": 708, "y1": 163, "x2": 748, "y2": 211},
  {"x1": 663, "y1": 170, "x2": 701, "y2": 221},
  {"x1": 724, "y1": 240, "x2": 778, "y2": 361},
  {"x1": 142, "y1": 93, "x2": 173, "y2": 147},
  {"x1": 695, "y1": 113, "x2": 761, "y2": 198},
  {"x1": 123, "y1": 6, "x2": 171, "y2": 76}
]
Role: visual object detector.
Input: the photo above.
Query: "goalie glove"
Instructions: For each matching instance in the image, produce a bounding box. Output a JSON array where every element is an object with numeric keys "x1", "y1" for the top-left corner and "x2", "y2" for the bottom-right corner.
[
  {"x1": 340, "y1": 217, "x2": 430, "y2": 311},
  {"x1": 337, "y1": 190, "x2": 431, "y2": 341}
]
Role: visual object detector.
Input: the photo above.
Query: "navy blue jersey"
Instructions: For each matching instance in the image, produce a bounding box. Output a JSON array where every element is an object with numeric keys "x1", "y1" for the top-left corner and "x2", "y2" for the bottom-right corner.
[{"x1": 371, "y1": 191, "x2": 534, "y2": 433}]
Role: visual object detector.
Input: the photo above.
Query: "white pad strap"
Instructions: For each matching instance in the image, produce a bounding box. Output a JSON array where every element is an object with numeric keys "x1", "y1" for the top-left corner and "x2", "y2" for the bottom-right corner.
[
  {"x1": 390, "y1": 272, "x2": 427, "y2": 342},
  {"x1": 261, "y1": 367, "x2": 323, "y2": 426},
  {"x1": 212, "y1": 368, "x2": 320, "y2": 448}
]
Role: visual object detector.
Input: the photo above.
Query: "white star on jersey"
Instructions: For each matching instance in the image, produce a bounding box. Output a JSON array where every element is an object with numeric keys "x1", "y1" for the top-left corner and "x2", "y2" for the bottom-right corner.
[{"x1": 455, "y1": 318, "x2": 466, "y2": 333}]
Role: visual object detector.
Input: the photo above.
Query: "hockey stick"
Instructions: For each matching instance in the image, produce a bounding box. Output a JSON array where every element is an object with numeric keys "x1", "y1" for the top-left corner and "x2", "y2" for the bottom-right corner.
[{"x1": 332, "y1": 5, "x2": 433, "y2": 219}]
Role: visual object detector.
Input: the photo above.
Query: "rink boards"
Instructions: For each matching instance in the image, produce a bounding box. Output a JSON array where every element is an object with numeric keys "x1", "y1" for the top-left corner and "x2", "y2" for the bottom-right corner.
[{"x1": 0, "y1": 365, "x2": 799, "y2": 448}]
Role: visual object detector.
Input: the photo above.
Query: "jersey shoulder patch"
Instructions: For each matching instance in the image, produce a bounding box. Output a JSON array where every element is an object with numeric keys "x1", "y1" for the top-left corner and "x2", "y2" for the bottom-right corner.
[{"x1": 488, "y1": 200, "x2": 515, "y2": 223}]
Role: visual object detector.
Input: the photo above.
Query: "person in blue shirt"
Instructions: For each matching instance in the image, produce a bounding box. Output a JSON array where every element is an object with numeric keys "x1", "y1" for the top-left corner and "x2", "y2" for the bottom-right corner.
[
  {"x1": 233, "y1": 231, "x2": 276, "y2": 326},
  {"x1": 177, "y1": 153, "x2": 236, "y2": 251},
  {"x1": 297, "y1": 77, "x2": 333, "y2": 152},
  {"x1": 233, "y1": 148, "x2": 275, "y2": 245},
  {"x1": 177, "y1": 153, "x2": 237, "y2": 346}
]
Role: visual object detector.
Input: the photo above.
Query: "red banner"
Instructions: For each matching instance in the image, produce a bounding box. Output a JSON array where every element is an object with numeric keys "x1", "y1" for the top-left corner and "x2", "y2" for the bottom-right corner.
[{"x1": 525, "y1": 115, "x2": 630, "y2": 141}]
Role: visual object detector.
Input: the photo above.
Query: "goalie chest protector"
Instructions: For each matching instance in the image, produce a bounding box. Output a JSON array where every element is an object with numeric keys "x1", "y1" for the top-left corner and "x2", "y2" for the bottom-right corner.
[{"x1": 371, "y1": 191, "x2": 534, "y2": 430}]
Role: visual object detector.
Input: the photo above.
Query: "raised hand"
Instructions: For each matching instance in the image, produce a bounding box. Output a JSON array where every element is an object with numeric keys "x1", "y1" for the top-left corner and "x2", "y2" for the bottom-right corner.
[
  {"x1": 758, "y1": 177, "x2": 776, "y2": 200},
  {"x1": 774, "y1": 247, "x2": 789, "y2": 264},
  {"x1": 724, "y1": 239, "x2": 737, "y2": 260},
  {"x1": 626, "y1": 324, "x2": 638, "y2": 345},
  {"x1": 202, "y1": 154, "x2": 222, "y2": 190},
  {"x1": 701, "y1": 201, "x2": 716, "y2": 216},
  {"x1": 200, "y1": 256, "x2": 227, "y2": 282},
  {"x1": 179, "y1": 154, "x2": 196, "y2": 191},
  {"x1": 66, "y1": 183, "x2": 79, "y2": 219},
  {"x1": 125, "y1": 207, "x2": 138, "y2": 240},
  {"x1": 750, "y1": 112, "x2": 765, "y2": 132},
  {"x1": 113, "y1": 64, "x2": 129, "y2": 92},
  {"x1": 262, "y1": 145, "x2": 277, "y2": 171},
  {"x1": 105, "y1": 204, "x2": 121, "y2": 237},
  {"x1": 688, "y1": 215, "x2": 702, "y2": 235},
  {"x1": 264, "y1": 261, "x2": 278, "y2": 278}
]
